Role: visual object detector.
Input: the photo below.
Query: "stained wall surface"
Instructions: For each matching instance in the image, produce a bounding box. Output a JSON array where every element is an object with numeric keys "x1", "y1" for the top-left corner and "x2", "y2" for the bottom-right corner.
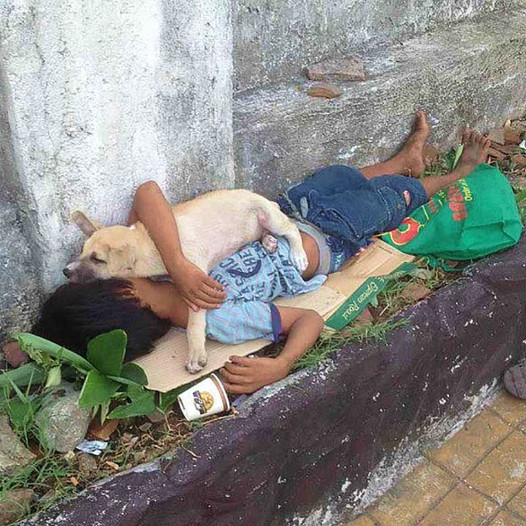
[{"x1": 1, "y1": 0, "x2": 525, "y2": 337}]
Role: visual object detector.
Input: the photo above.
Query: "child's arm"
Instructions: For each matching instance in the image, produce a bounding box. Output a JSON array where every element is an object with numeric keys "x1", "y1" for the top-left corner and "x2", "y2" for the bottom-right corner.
[
  {"x1": 129, "y1": 181, "x2": 226, "y2": 310},
  {"x1": 219, "y1": 306, "x2": 324, "y2": 394}
]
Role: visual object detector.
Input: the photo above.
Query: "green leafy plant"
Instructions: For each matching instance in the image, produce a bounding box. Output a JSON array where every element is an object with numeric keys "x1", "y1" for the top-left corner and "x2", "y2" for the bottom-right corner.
[
  {"x1": 14, "y1": 330, "x2": 155, "y2": 422},
  {"x1": 0, "y1": 369, "x2": 43, "y2": 446},
  {"x1": 0, "y1": 362, "x2": 46, "y2": 390},
  {"x1": 514, "y1": 188, "x2": 526, "y2": 224}
]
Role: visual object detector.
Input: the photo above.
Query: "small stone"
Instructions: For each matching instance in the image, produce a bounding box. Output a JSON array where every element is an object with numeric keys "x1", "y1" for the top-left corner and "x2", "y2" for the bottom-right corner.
[
  {"x1": 0, "y1": 415, "x2": 36, "y2": 476},
  {"x1": 1, "y1": 341, "x2": 28, "y2": 368},
  {"x1": 307, "y1": 83, "x2": 343, "y2": 99},
  {"x1": 511, "y1": 154, "x2": 526, "y2": 167},
  {"x1": 0, "y1": 489, "x2": 35, "y2": 525},
  {"x1": 304, "y1": 57, "x2": 365, "y2": 82},
  {"x1": 504, "y1": 126, "x2": 522, "y2": 145},
  {"x1": 35, "y1": 382, "x2": 92, "y2": 453},
  {"x1": 503, "y1": 365, "x2": 526, "y2": 399},
  {"x1": 39, "y1": 489, "x2": 57, "y2": 504}
]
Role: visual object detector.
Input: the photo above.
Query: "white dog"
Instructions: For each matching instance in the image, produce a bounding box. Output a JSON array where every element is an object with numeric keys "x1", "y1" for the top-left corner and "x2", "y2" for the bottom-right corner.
[{"x1": 65, "y1": 189, "x2": 308, "y2": 373}]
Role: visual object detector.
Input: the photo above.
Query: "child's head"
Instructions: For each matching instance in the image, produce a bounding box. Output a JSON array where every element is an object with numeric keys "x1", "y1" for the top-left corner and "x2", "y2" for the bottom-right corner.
[{"x1": 33, "y1": 278, "x2": 170, "y2": 361}]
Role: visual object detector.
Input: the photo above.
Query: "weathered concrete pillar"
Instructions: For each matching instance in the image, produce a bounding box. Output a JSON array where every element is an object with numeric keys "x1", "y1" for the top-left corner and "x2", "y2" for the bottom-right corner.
[
  {"x1": 0, "y1": 87, "x2": 41, "y2": 340},
  {"x1": 0, "y1": 0, "x2": 233, "y2": 326}
]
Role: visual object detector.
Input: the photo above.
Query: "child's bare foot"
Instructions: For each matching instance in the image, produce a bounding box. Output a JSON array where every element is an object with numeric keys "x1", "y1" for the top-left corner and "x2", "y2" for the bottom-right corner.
[
  {"x1": 391, "y1": 110, "x2": 430, "y2": 177},
  {"x1": 418, "y1": 129, "x2": 491, "y2": 197},
  {"x1": 455, "y1": 130, "x2": 491, "y2": 177}
]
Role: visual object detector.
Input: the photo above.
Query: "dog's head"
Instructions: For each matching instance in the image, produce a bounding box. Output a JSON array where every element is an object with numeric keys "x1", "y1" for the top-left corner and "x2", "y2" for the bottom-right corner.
[{"x1": 64, "y1": 211, "x2": 140, "y2": 282}]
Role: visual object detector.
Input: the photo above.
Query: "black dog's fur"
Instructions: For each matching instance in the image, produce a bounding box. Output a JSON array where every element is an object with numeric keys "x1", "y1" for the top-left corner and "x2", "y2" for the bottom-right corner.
[{"x1": 33, "y1": 279, "x2": 170, "y2": 361}]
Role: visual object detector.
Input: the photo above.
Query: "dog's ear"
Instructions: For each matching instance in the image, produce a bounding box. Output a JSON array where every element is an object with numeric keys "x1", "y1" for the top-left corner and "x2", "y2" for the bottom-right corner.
[
  {"x1": 112, "y1": 244, "x2": 137, "y2": 272},
  {"x1": 71, "y1": 211, "x2": 102, "y2": 237}
]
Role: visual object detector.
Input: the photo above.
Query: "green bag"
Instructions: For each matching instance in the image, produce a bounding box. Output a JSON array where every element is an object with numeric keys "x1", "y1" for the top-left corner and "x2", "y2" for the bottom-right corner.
[{"x1": 381, "y1": 164, "x2": 523, "y2": 266}]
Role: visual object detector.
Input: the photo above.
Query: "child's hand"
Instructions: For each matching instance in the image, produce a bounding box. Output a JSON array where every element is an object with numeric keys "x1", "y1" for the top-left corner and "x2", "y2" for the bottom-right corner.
[
  {"x1": 219, "y1": 355, "x2": 291, "y2": 394},
  {"x1": 171, "y1": 259, "x2": 226, "y2": 311}
]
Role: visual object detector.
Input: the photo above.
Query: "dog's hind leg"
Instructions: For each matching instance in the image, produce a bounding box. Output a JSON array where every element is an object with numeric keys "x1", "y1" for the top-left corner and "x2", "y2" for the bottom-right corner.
[
  {"x1": 186, "y1": 309, "x2": 208, "y2": 373},
  {"x1": 261, "y1": 232, "x2": 278, "y2": 253},
  {"x1": 258, "y1": 202, "x2": 308, "y2": 272}
]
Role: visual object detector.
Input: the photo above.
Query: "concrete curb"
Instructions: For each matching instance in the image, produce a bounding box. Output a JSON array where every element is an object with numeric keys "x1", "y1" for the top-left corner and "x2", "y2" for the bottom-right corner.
[{"x1": 25, "y1": 236, "x2": 526, "y2": 525}]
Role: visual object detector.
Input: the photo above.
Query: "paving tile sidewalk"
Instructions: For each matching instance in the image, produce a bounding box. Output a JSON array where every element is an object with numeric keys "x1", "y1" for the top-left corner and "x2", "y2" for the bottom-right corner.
[{"x1": 344, "y1": 392, "x2": 526, "y2": 525}]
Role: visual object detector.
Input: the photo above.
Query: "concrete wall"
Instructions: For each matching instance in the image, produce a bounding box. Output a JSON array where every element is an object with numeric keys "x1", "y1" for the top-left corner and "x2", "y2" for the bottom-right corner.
[
  {"x1": 0, "y1": 84, "x2": 41, "y2": 339},
  {"x1": 233, "y1": 0, "x2": 522, "y2": 92},
  {"x1": 0, "y1": 0, "x2": 232, "y2": 339},
  {"x1": 0, "y1": 0, "x2": 525, "y2": 339},
  {"x1": 234, "y1": 8, "x2": 526, "y2": 196}
]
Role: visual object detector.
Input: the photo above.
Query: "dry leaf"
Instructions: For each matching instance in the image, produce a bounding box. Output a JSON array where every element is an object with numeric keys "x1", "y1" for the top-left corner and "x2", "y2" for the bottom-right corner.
[
  {"x1": 88, "y1": 418, "x2": 120, "y2": 441},
  {"x1": 401, "y1": 283, "x2": 431, "y2": 302}
]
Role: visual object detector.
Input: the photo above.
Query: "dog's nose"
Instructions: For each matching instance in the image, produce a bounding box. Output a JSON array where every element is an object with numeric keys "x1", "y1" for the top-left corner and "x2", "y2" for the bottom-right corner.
[{"x1": 63, "y1": 267, "x2": 72, "y2": 279}]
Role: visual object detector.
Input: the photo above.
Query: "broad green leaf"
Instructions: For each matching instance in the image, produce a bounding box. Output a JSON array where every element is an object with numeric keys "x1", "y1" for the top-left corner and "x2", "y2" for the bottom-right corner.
[
  {"x1": 120, "y1": 363, "x2": 148, "y2": 386},
  {"x1": 0, "y1": 363, "x2": 46, "y2": 389},
  {"x1": 87, "y1": 330, "x2": 127, "y2": 376},
  {"x1": 158, "y1": 386, "x2": 187, "y2": 414},
  {"x1": 16, "y1": 333, "x2": 93, "y2": 373},
  {"x1": 107, "y1": 363, "x2": 147, "y2": 387},
  {"x1": 78, "y1": 370, "x2": 120, "y2": 409},
  {"x1": 6, "y1": 398, "x2": 35, "y2": 432},
  {"x1": 107, "y1": 386, "x2": 155, "y2": 419},
  {"x1": 44, "y1": 366, "x2": 62, "y2": 389}
]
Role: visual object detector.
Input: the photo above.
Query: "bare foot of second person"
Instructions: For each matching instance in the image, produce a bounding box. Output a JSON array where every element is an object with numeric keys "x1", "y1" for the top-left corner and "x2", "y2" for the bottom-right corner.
[
  {"x1": 418, "y1": 129, "x2": 491, "y2": 198},
  {"x1": 392, "y1": 110, "x2": 430, "y2": 177},
  {"x1": 456, "y1": 130, "x2": 491, "y2": 178}
]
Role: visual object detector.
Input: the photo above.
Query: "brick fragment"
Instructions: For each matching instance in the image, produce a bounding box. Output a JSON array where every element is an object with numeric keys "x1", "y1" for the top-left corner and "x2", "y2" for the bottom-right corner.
[
  {"x1": 504, "y1": 126, "x2": 522, "y2": 145},
  {"x1": 490, "y1": 142, "x2": 517, "y2": 155},
  {"x1": 307, "y1": 83, "x2": 343, "y2": 99},
  {"x1": 487, "y1": 147, "x2": 506, "y2": 161}
]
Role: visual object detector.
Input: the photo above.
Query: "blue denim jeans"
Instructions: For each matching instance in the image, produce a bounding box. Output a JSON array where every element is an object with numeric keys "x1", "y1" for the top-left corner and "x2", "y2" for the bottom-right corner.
[{"x1": 277, "y1": 165, "x2": 428, "y2": 256}]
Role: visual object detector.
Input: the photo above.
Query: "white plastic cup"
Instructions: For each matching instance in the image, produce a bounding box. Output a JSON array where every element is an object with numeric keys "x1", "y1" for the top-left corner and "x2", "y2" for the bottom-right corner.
[{"x1": 177, "y1": 373, "x2": 230, "y2": 421}]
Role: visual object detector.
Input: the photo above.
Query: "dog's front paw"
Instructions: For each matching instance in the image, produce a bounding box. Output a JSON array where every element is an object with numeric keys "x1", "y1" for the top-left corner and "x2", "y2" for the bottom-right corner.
[
  {"x1": 185, "y1": 359, "x2": 205, "y2": 374},
  {"x1": 290, "y1": 247, "x2": 309, "y2": 273},
  {"x1": 261, "y1": 233, "x2": 278, "y2": 253},
  {"x1": 198, "y1": 350, "x2": 208, "y2": 368}
]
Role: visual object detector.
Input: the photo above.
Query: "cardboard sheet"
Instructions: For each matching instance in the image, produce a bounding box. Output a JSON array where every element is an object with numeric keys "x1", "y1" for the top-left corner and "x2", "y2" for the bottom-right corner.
[{"x1": 133, "y1": 240, "x2": 415, "y2": 392}]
